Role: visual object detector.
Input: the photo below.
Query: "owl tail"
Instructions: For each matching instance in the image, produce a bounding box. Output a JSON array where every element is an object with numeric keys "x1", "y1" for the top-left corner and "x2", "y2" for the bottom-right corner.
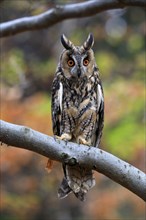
[{"x1": 58, "y1": 165, "x2": 95, "y2": 201}]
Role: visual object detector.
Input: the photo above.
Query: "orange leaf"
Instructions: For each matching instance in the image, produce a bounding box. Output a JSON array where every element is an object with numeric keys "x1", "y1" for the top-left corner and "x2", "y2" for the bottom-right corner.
[{"x1": 45, "y1": 158, "x2": 54, "y2": 173}]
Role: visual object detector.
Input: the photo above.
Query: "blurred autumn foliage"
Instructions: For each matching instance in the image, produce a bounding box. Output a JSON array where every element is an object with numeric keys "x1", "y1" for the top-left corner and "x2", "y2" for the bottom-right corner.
[{"x1": 0, "y1": 1, "x2": 145, "y2": 220}]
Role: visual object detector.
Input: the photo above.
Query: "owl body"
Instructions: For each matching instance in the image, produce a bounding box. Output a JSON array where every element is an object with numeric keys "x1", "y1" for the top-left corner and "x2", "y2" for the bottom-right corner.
[{"x1": 51, "y1": 34, "x2": 104, "y2": 201}]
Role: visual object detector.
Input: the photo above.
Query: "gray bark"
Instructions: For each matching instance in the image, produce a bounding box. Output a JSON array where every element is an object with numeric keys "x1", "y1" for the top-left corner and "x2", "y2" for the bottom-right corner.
[
  {"x1": 0, "y1": 120, "x2": 146, "y2": 201},
  {"x1": 0, "y1": 0, "x2": 146, "y2": 37}
]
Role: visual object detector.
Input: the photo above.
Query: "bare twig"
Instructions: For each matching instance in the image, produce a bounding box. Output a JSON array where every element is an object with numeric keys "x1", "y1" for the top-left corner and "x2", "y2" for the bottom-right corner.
[
  {"x1": 0, "y1": 120, "x2": 146, "y2": 201},
  {"x1": 0, "y1": 0, "x2": 146, "y2": 37}
]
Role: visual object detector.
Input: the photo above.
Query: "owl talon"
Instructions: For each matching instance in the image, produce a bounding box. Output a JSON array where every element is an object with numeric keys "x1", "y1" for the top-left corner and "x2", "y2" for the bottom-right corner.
[
  {"x1": 60, "y1": 133, "x2": 72, "y2": 141},
  {"x1": 64, "y1": 140, "x2": 68, "y2": 146},
  {"x1": 77, "y1": 136, "x2": 91, "y2": 146},
  {"x1": 54, "y1": 135, "x2": 61, "y2": 144},
  {"x1": 54, "y1": 134, "x2": 72, "y2": 145}
]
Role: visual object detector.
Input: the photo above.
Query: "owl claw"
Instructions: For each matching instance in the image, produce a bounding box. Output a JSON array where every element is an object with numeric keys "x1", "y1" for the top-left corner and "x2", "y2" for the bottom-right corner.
[
  {"x1": 54, "y1": 135, "x2": 61, "y2": 144},
  {"x1": 60, "y1": 133, "x2": 72, "y2": 141},
  {"x1": 77, "y1": 136, "x2": 91, "y2": 146},
  {"x1": 54, "y1": 134, "x2": 72, "y2": 145},
  {"x1": 65, "y1": 140, "x2": 69, "y2": 146}
]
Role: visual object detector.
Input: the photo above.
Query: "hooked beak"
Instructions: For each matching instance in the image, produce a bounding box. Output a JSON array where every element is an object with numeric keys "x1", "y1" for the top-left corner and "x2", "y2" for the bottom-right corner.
[
  {"x1": 77, "y1": 68, "x2": 82, "y2": 78},
  {"x1": 71, "y1": 67, "x2": 82, "y2": 79}
]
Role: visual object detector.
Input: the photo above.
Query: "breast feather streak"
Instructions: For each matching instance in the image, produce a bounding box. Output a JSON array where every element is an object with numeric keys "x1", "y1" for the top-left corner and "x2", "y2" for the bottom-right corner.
[
  {"x1": 58, "y1": 82, "x2": 63, "y2": 112},
  {"x1": 97, "y1": 84, "x2": 103, "y2": 111}
]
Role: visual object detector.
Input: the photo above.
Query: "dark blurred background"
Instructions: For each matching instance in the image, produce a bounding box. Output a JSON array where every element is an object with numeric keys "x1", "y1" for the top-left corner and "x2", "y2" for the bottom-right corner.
[{"x1": 0, "y1": 0, "x2": 145, "y2": 220}]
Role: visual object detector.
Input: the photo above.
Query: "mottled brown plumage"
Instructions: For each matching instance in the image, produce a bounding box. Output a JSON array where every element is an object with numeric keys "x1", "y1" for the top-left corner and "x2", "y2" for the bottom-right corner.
[{"x1": 51, "y1": 34, "x2": 104, "y2": 201}]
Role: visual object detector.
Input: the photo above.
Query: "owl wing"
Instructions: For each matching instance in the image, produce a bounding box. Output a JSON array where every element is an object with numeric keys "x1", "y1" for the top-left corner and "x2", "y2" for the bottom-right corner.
[
  {"x1": 51, "y1": 74, "x2": 63, "y2": 136},
  {"x1": 95, "y1": 81, "x2": 104, "y2": 148}
]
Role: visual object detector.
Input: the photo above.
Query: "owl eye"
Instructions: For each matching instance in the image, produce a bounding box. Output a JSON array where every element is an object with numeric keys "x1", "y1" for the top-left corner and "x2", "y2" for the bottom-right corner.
[
  {"x1": 83, "y1": 58, "x2": 89, "y2": 66},
  {"x1": 67, "y1": 59, "x2": 75, "y2": 67}
]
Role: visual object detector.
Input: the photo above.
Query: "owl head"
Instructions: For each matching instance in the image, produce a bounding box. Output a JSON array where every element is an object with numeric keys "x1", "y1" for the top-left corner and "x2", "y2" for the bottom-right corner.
[{"x1": 59, "y1": 34, "x2": 96, "y2": 80}]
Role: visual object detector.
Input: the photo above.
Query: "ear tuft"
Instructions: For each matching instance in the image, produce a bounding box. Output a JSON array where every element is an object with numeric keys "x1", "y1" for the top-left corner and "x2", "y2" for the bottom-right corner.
[
  {"x1": 83, "y1": 33, "x2": 94, "y2": 50},
  {"x1": 61, "y1": 34, "x2": 73, "y2": 50}
]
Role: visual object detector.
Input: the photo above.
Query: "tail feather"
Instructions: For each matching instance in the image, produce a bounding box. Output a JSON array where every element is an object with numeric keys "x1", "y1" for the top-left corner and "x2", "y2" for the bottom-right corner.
[
  {"x1": 74, "y1": 191, "x2": 86, "y2": 202},
  {"x1": 58, "y1": 165, "x2": 95, "y2": 201},
  {"x1": 58, "y1": 178, "x2": 72, "y2": 199}
]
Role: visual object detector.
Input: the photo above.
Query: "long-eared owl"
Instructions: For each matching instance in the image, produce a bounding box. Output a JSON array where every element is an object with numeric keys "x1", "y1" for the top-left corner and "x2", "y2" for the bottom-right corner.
[{"x1": 51, "y1": 34, "x2": 104, "y2": 201}]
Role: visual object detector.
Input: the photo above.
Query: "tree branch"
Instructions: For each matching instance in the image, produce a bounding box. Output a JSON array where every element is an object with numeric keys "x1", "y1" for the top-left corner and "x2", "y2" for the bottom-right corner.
[
  {"x1": 0, "y1": 120, "x2": 146, "y2": 201},
  {"x1": 0, "y1": 0, "x2": 146, "y2": 37}
]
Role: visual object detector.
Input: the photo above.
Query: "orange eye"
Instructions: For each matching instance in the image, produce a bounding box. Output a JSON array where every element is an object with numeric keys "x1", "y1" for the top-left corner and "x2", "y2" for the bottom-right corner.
[
  {"x1": 83, "y1": 59, "x2": 89, "y2": 66},
  {"x1": 68, "y1": 59, "x2": 75, "y2": 67}
]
